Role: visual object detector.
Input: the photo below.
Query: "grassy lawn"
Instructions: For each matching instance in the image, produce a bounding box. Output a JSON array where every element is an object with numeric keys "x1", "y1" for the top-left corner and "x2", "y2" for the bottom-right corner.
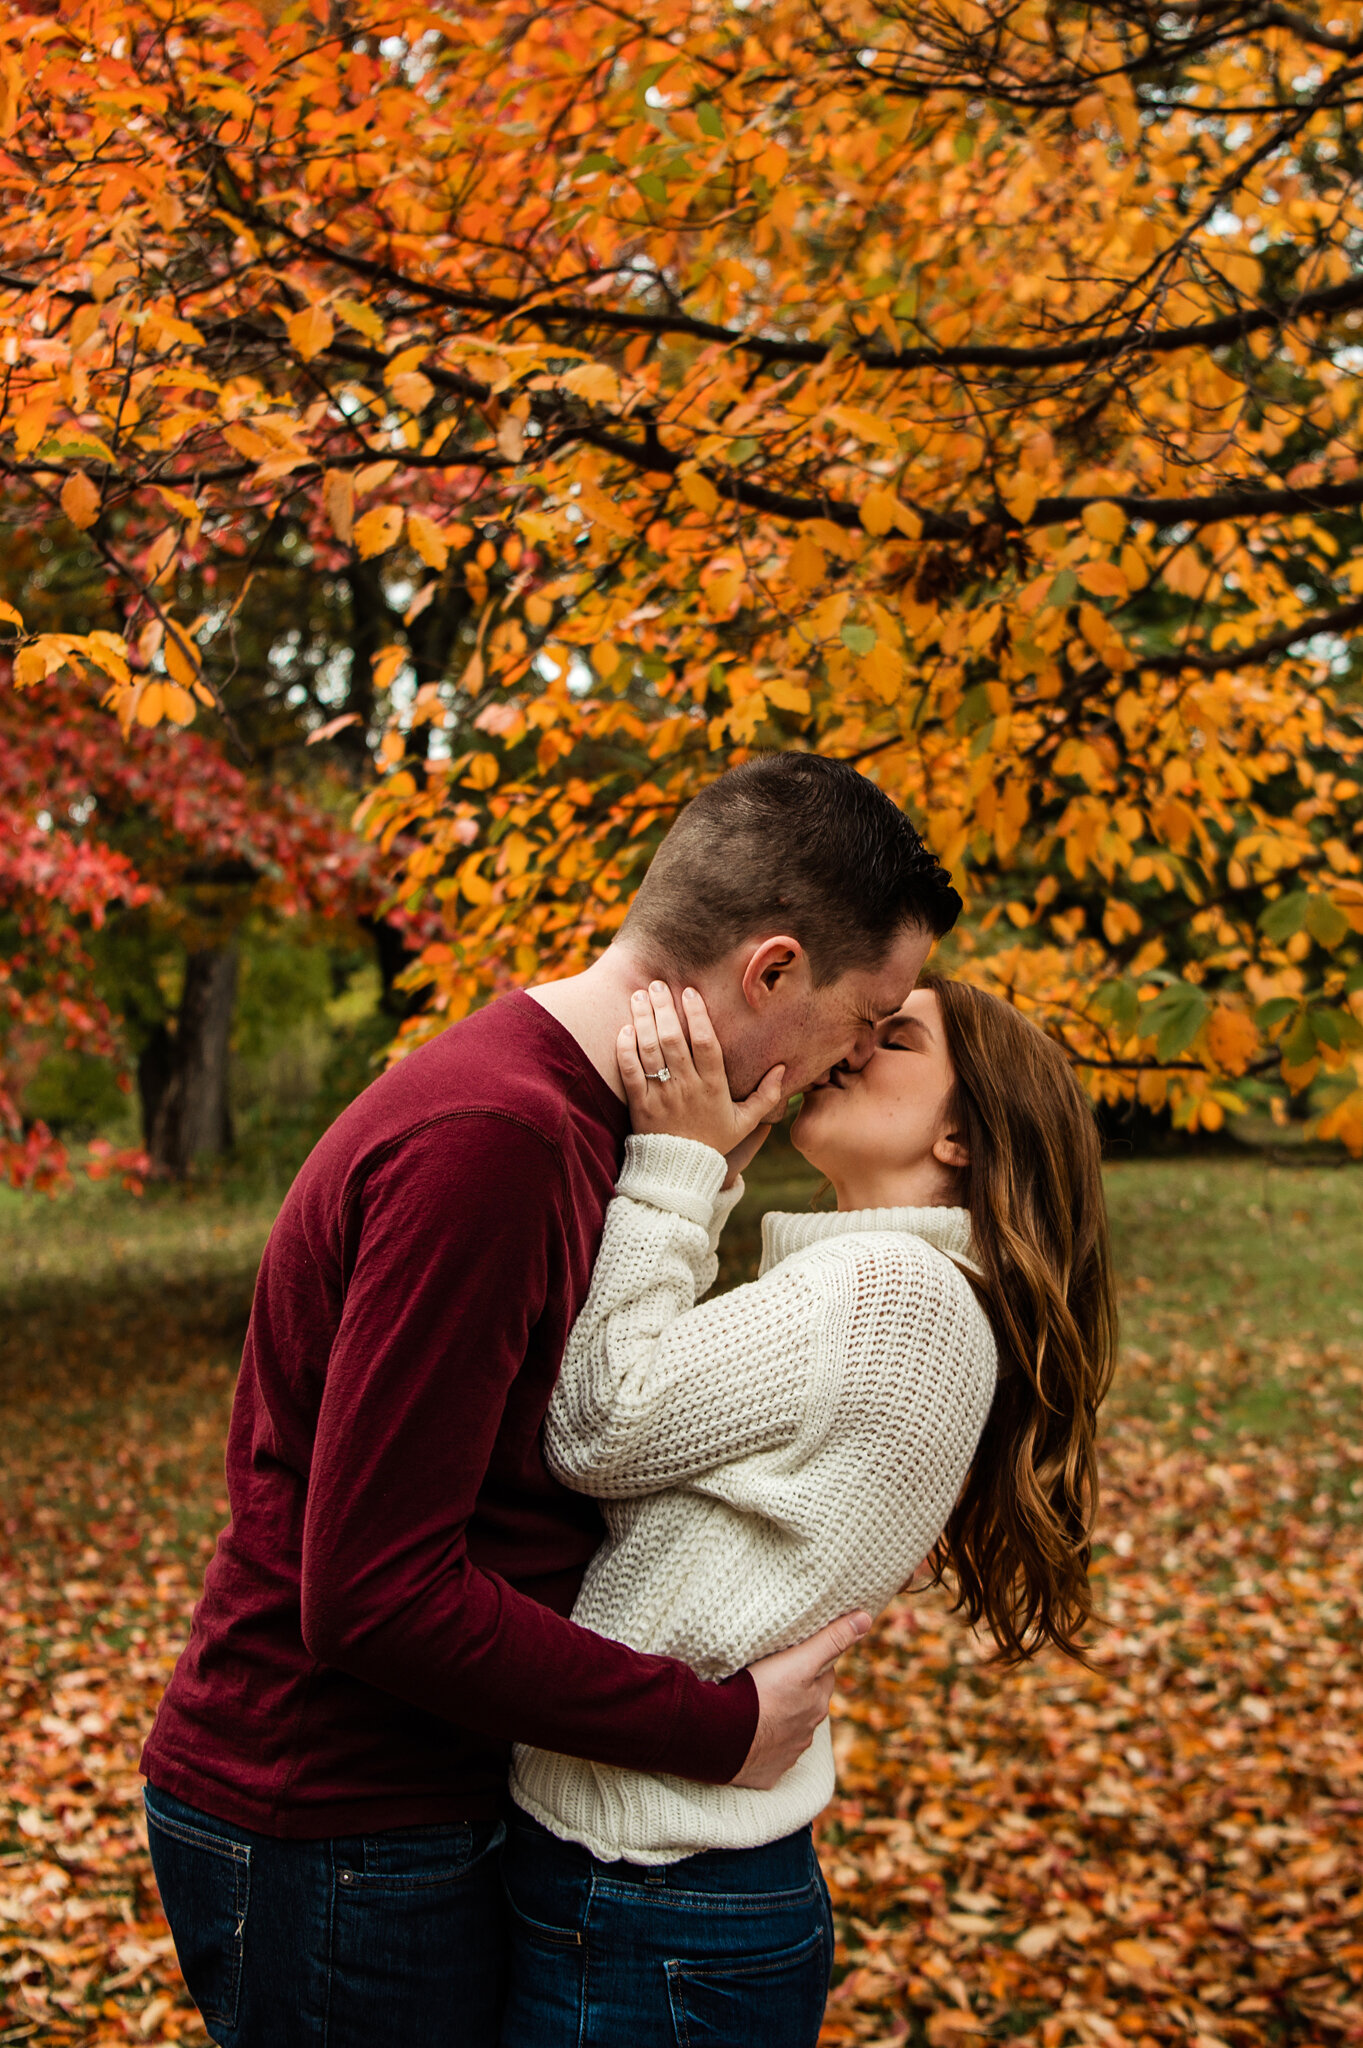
[{"x1": 1, "y1": 1146, "x2": 1360, "y2": 2046}]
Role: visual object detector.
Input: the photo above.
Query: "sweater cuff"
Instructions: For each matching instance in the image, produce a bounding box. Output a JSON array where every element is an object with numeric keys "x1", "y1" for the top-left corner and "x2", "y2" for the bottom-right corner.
[
  {"x1": 655, "y1": 1667, "x2": 760, "y2": 1786},
  {"x1": 617, "y1": 1133, "x2": 728, "y2": 1227},
  {"x1": 707, "y1": 1177, "x2": 744, "y2": 1253}
]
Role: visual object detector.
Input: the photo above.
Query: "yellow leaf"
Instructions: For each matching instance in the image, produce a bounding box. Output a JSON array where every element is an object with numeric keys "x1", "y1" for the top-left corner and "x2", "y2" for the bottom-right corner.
[
  {"x1": 385, "y1": 345, "x2": 429, "y2": 383},
  {"x1": 591, "y1": 642, "x2": 620, "y2": 678},
  {"x1": 136, "y1": 682, "x2": 166, "y2": 726},
  {"x1": 1078, "y1": 560, "x2": 1129, "y2": 599},
  {"x1": 14, "y1": 644, "x2": 50, "y2": 686},
  {"x1": 1082, "y1": 501, "x2": 1126, "y2": 544},
  {"x1": 162, "y1": 682, "x2": 197, "y2": 725},
  {"x1": 1207, "y1": 1007, "x2": 1258, "y2": 1075},
  {"x1": 764, "y1": 676, "x2": 811, "y2": 714},
  {"x1": 678, "y1": 469, "x2": 719, "y2": 516},
  {"x1": 373, "y1": 645, "x2": 409, "y2": 693},
  {"x1": 827, "y1": 404, "x2": 900, "y2": 451},
  {"x1": 354, "y1": 505, "x2": 404, "y2": 559},
  {"x1": 497, "y1": 414, "x2": 526, "y2": 462},
  {"x1": 464, "y1": 751, "x2": 500, "y2": 789},
  {"x1": 390, "y1": 370, "x2": 435, "y2": 414},
  {"x1": 1120, "y1": 543, "x2": 1149, "y2": 591},
  {"x1": 862, "y1": 640, "x2": 903, "y2": 704},
  {"x1": 14, "y1": 395, "x2": 55, "y2": 459},
  {"x1": 860, "y1": 488, "x2": 896, "y2": 537},
  {"x1": 1000, "y1": 473, "x2": 1038, "y2": 524},
  {"x1": 333, "y1": 299, "x2": 385, "y2": 342},
  {"x1": 222, "y1": 422, "x2": 273, "y2": 463},
  {"x1": 323, "y1": 470, "x2": 354, "y2": 545},
  {"x1": 287, "y1": 305, "x2": 334, "y2": 362},
  {"x1": 0, "y1": 599, "x2": 23, "y2": 629},
  {"x1": 164, "y1": 630, "x2": 200, "y2": 690},
  {"x1": 154, "y1": 484, "x2": 202, "y2": 523},
  {"x1": 60, "y1": 472, "x2": 100, "y2": 529},
  {"x1": 787, "y1": 533, "x2": 825, "y2": 593},
  {"x1": 577, "y1": 482, "x2": 635, "y2": 537},
  {"x1": 561, "y1": 363, "x2": 620, "y2": 405},
  {"x1": 407, "y1": 513, "x2": 450, "y2": 572},
  {"x1": 70, "y1": 304, "x2": 102, "y2": 351}
]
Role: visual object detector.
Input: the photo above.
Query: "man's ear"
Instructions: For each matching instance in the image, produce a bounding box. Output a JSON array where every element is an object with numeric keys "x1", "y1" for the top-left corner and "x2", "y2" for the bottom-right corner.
[
  {"x1": 932, "y1": 1131, "x2": 970, "y2": 1171},
  {"x1": 739, "y1": 935, "x2": 808, "y2": 1009}
]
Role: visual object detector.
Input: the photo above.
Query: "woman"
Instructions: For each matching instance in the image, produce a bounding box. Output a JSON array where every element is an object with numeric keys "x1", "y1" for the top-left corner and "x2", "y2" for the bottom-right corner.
[{"x1": 501, "y1": 974, "x2": 1117, "y2": 2048}]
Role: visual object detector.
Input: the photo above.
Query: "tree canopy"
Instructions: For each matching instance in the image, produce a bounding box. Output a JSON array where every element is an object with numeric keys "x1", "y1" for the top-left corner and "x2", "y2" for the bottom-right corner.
[{"x1": 4, "y1": 0, "x2": 1363, "y2": 1152}]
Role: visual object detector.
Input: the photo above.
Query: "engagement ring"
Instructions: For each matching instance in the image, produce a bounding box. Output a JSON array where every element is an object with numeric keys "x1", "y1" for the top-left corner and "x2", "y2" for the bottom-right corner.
[{"x1": 646, "y1": 1067, "x2": 671, "y2": 1083}]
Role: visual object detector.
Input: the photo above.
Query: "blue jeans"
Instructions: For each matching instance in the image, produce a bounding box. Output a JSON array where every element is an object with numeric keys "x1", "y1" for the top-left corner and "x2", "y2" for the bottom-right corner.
[
  {"x1": 144, "y1": 1783, "x2": 506, "y2": 2046},
  {"x1": 499, "y1": 1810, "x2": 834, "y2": 2047}
]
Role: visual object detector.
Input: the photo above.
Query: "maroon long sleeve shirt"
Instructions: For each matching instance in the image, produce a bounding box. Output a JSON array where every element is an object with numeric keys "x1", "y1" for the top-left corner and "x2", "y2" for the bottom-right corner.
[{"x1": 141, "y1": 990, "x2": 759, "y2": 1837}]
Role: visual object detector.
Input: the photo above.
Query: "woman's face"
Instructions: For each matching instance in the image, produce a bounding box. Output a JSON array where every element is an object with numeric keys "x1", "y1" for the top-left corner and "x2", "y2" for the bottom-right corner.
[{"x1": 790, "y1": 989, "x2": 966, "y2": 1210}]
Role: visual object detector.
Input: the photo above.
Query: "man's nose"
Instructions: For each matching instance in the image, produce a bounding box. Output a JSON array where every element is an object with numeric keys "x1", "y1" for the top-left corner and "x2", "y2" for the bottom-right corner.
[{"x1": 839, "y1": 1038, "x2": 875, "y2": 1074}]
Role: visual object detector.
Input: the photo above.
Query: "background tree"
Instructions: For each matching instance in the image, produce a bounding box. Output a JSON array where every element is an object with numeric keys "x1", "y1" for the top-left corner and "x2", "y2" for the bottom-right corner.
[
  {"x1": 3, "y1": 0, "x2": 1362, "y2": 1150},
  {"x1": 0, "y1": 664, "x2": 372, "y2": 1183}
]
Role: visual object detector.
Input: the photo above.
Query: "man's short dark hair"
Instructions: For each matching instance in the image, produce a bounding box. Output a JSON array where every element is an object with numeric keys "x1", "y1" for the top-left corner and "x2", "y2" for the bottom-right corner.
[{"x1": 621, "y1": 753, "x2": 961, "y2": 985}]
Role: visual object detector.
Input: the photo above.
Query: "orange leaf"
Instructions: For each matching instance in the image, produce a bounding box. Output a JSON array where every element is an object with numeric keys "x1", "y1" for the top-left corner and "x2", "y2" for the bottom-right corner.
[
  {"x1": 60, "y1": 472, "x2": 100, "y2": 530},
  {"x1": 287, "y1": 305, "x2": 334, "y2": 361},
  {"x1": 408, "y1": 513, "x2": 450, "y2": 572},
  {"x1": 353, "y1": 505, "x2": 404, "y2": 559}
]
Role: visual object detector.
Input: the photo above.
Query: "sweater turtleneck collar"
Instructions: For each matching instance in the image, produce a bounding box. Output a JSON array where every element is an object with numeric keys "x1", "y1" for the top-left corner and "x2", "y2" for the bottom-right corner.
[{"x1": 759, "y1": 1203, "x2": 982, "y2": 1278}]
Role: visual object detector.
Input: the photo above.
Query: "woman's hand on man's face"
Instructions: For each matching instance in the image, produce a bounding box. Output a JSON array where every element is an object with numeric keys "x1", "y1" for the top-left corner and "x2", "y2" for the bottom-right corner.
[{"x1": 618, "y1": 984, "x2": 785, "y2": 1176}]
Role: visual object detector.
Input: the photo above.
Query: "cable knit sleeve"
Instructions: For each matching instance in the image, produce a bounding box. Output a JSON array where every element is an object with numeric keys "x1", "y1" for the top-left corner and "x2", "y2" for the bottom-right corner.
[{"x1": 543, "y1": 1132, "x2": 809, "y2": 1498}]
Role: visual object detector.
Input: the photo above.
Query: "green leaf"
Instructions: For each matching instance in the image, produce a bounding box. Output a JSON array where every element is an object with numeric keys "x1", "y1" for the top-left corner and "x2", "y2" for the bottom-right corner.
[
  {"x1": 635, "y1": 172, "x2": 668, "y2": 201},
  {"x1": 576, "y1": 152, "x2": 614, "y2": 174},
  {"x1": 696, "y1": 102, "x2": 724, "y2": 139},
  {"x1": 1258, "y1": 891, "x2": 1310, "y2": 943},
  {"x1": 1307, "y1": 1005, "x2": 1343, "y2": 1050},
  {"x1": 840, "y1": 623, "x2": 876, "y2": 655},
  {"x1": 953, "y1": 128, "x2": 975, "y2": 162},
  {"x1": 1048, "y1": 569, "x2": 1077, "y2": 607},
  {"x1": 956, "y1": 684, "x2": 995, "y2": 735},
  {"x1": 1304, "y1": 893, "x2": 1351, "y2": 949},
  {"x1": 1346, "y1": 964, "x2": 1363, "y2": 994},
  {"x1": 1145, "y1": 982, "x2": 1209, "y2": 1061},
  {"x1": 1280, "y1": 1013, "x2": 1318, "y2": 1067},
  {"x1": 1094, "y1": 978, "x2": 1140, "y2": 1038},
  {"x1": 1255, "y1": 996, "x2": 1298, "y2": 1033}
]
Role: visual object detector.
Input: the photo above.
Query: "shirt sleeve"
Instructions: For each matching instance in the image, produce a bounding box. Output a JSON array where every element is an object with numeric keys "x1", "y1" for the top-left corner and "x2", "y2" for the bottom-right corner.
[
  {"x1": 544, "y1": 1133, "x2": 811, "y2": 1498},
  {"x1": 297, "y1": 1113, "x2": 757, "y2": 1784}
]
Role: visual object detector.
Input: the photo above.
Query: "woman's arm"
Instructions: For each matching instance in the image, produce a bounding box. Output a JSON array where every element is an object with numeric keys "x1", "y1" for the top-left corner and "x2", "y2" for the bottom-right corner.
[{"x1": 544, "y1": 1130, "x2": 811, "y2": 1497}]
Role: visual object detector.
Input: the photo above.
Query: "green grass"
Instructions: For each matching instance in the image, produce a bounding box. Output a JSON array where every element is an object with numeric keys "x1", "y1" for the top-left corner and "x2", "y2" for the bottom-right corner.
[{"x1": 0, "y1": 1146, "x2": 1359, "y2": 1479}]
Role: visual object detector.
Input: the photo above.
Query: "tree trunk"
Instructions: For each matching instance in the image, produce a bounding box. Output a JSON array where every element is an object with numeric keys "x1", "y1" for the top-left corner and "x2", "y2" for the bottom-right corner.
[{"x1": 138, "y1": 946, "x2": 239, "y2": 1174}]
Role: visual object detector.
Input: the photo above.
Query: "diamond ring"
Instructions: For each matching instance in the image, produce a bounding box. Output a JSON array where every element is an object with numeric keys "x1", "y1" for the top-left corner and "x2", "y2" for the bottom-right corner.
[{"x1": 646, "y1": 1067, "x2": 671, "y2": 1083}]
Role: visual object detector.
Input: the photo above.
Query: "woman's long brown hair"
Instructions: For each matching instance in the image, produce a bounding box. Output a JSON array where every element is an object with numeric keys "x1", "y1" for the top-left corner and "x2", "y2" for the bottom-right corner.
[{"x1": 919, "y1": 974, "x2": 1118, "y2": 1663}]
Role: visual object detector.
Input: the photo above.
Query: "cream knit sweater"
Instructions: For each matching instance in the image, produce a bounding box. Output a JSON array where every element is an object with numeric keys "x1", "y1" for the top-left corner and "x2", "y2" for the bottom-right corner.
[{"x1": 510, "y1": 1132, "x2": 998, "y2": 1865}]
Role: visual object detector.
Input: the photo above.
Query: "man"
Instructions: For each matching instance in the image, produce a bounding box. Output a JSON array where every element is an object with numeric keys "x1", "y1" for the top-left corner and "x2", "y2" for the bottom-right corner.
[{"x1": 141, "y1": 752, "x2": 960, "y2": 2045}]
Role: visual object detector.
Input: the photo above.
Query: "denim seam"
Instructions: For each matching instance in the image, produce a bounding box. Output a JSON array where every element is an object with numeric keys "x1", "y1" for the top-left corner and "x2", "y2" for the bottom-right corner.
[
  {"x1": 146, "y1": 1798, "x2": 249, "y2": 2026},
  {"x1": 589, "y1": 1880, "x2": 817, "y2": 1915},
  {"x1": 667, "y1": 1924, "x2": 825, "y2": 1982},
  {"x1": 144, "y1": 1804, "x2": 250, "y2": 1866}
]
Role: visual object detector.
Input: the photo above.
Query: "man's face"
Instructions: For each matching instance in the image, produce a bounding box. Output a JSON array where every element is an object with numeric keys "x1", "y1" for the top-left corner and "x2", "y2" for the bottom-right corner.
[{"x1": 713, "y1": 922, "x2": 935, "y2": 1108}]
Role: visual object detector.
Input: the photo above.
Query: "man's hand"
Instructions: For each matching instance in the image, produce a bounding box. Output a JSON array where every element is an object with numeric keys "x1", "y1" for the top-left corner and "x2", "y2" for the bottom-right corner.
[{"x1": 731, "y1": 1612, "x2": 872, "y2": 1790}]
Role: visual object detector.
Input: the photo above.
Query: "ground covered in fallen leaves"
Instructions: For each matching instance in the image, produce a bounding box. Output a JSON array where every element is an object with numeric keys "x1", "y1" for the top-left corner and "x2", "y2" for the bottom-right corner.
[{"x1": 2, "y1": 1155, "x2": 1360, "y2": 2046}]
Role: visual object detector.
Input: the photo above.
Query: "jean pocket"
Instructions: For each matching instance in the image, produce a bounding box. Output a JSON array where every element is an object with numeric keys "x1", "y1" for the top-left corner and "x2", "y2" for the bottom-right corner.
[
  {"x1": 666, "y1": 1924, "x2": 828, "y2": 2048},
  {"x1": 338, "y1": 1818, "x2": 502, "y2": 1890},
  {"x1": 144, "y1": 1793, "x2": 250, "y2": 2030}
]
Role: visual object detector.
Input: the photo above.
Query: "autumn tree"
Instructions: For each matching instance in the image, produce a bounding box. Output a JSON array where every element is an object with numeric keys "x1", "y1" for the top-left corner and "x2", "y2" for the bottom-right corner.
[{"x1": 3, "y1": 0, "x2": 1363, "y2": 1148}]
